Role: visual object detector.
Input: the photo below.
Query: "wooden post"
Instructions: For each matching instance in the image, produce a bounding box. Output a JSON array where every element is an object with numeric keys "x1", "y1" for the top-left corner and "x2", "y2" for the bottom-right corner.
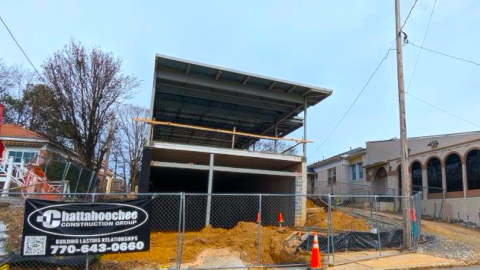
[
  {"x1": 274, "y1": 125, "x2": 278, "y2": 153},
  {"x1": 395, "y1": 0, "x2": 412, "y2": 249},
  {"x1": 231, "y1": 127, "x2": 236, "y2": 149}
]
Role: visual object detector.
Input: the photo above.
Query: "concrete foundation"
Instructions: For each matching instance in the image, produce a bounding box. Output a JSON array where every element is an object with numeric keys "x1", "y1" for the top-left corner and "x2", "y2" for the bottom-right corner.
[{"x1": 422, "y1": 197, "x2": 480, "y2": 225}]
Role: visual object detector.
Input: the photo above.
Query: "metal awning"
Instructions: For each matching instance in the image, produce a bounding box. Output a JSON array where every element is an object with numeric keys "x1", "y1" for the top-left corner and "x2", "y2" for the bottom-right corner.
[{"x1": 151, "y1": 54, "x2": 332, "y2": 149}]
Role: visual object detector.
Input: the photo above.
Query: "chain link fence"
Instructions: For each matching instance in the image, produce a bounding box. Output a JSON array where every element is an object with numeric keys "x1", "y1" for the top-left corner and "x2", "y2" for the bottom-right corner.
[
  {"x1": 38, "y1": 157, "x2": 97, "y2": 194},
  {"x1": 0, "y1": 192, "x2": 422, "y2": 269}
]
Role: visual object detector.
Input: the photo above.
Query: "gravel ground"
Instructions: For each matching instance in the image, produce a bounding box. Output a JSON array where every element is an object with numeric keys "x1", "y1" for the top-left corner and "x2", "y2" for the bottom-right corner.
[
  {"x1": 450, "y1": 220, "x2": 480, "y2": 230},
  {"x1": 417, "y1": 234, "x2": 480, "y2": 262}
]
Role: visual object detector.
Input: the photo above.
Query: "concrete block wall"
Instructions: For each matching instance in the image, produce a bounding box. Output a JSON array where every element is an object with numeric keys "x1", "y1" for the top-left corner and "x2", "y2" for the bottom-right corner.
[
  {"x1": 422, "y1": 197, "x2": 480, "y2": 225},
  {"x1": 295, "y1": 161, "x2": 307, "y2": 226}
]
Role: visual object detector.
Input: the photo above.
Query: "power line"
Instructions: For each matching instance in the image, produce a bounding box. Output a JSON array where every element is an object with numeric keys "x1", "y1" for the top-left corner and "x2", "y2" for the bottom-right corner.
[
  {"x1": 0, "y1": 16, "x2": 44, "y2": 80},
  {"x1": 406, "y1": 0, "x2": 438, "y2": 93},
  {"x1": 401, "y1": 0, "x2": 419, "y2": 30},
  {"x1": 308, "y1": 48, "x2": 395, "y2": 161},
  {"x1": 406, "y1": 92, "x2": 480, "y2": 128},
  {"x1": 408, "y1": 42, "x2": 480, "y2": 67}
]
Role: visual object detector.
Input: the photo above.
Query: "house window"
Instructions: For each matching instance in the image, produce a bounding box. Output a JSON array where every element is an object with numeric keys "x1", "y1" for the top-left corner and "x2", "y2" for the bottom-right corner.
[
  {"x1": 328, "y1": 168, "x2": 336, "y2": 185},
  {"x1": 7, "y1": 151, "x2": 38, "y2": 163},
  {"x1": 350, "y1": 165, "x2": 356, "y2": 180},
  {"x1": 358, "y1": 162, "x2": 364, "y2": 179},
  {"x1": 350, "y1": 162, "x2": 363, "y2": 181}
]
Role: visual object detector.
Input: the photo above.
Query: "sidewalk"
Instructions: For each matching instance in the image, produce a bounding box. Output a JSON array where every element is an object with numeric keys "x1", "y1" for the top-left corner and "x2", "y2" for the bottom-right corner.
[{"x1": 327, "y1": 253, "x2": 464, "y2": 270}]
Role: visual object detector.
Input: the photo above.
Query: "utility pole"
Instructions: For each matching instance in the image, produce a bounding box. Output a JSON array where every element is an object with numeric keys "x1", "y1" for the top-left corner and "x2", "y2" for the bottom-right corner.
[{"x1": 395, "y1": 0, "x2": 412, "y2": 249}]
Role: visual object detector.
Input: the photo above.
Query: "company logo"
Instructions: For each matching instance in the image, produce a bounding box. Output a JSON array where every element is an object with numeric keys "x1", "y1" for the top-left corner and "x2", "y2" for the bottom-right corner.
[
  {"x1": 36, "y1": 210, "x2": 61, "y2": 228},
  {"x1": 27, "y1": 203, "x2": 149, "y2": 237}
]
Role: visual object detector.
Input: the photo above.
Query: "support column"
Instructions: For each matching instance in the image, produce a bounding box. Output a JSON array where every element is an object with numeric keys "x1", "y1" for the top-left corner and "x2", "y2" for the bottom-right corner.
[
  {"x1": 205, "y1": 154, "x2": 214, "y2": 227},
  {"x1": 138, "y1": 148, "x2": 152, "y2": 193},
  {"x1": 303, "y1": 99, "x2": 308, "y2": 157},
  {"x1": 421, "y1": 168, "x2": 428, "y2": 200},
  {"x1": 441, "y1": 165, "x2": 447, "y2": 198},
  {"x1": 462, "y1": 163, "x2": 467, "y2": 198},
  {"x1": 295, "y1": 160, "x2": 307, "y2": 226}
]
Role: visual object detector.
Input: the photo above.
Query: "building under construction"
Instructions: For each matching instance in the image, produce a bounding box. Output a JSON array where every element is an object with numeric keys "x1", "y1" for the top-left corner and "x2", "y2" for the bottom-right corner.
[{"x1": 138, "y1": 55, "x2": 332, "y2": 226}]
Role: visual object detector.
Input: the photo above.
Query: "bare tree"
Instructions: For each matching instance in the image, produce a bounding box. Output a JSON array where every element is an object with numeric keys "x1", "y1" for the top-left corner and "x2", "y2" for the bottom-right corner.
[
  {"x1": 0, "y1": 59, "x2": 14, "y2": 95},
  {"x1": 114, "y1": 104, "x2": 149, "y2": 192},
  {"x1": 253, "y1": 139, "x2": 299, "y2": 155},
  {"x1": 0, "y1": 63, "x2": 54, "y2": 132},
  {"x1": 41, "y1": 39, "x2": 140, "y2": 171}
]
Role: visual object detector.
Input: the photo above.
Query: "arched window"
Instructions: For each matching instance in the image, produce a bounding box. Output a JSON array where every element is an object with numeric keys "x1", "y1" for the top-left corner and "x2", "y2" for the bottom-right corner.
[
  {"x1": 445, "y1": 154, "x2": 463, "y2": 192},
  {"x1": 411, "y1": 162, "x2": 422, "y2": 193},
  {"x1": 427, "y1": 158, "x2": 442, "y2": 194},
  {"x1": 466, "y1": 150, "x2": 480, "y2": 190}
]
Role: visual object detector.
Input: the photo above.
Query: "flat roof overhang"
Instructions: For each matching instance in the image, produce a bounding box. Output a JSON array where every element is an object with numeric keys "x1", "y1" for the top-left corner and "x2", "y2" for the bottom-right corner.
[{"x1": 151, "y1": 54, "x2": 332, "y2": 149}]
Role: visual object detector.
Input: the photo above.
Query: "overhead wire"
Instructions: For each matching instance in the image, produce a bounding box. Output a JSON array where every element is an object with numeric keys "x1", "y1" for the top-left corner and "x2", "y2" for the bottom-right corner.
[
  {"x1": 401, "y1": 0, "x2": 419, "y2": 30},
  {"x1": 308, "y1": 47, "x2": 395, "y2": 161},
  {"x1": 406, "y1": 92, "x2": 480, "y2": 128},
  {"x1": 407, "y1": 42, "x2": 480, "y2": 67},
  {"x1": 0, "y1": 16, "x2": 44, "y2": 81},
  {"x1": 406, "y1": 0, "x2": 438, "y2": 93}
]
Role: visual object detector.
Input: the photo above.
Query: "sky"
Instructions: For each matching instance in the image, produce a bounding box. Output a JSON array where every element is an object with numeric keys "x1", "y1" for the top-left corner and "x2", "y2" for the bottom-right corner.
[{"x1": 1, "y1": 0, "x2": 479, "y2": 164}]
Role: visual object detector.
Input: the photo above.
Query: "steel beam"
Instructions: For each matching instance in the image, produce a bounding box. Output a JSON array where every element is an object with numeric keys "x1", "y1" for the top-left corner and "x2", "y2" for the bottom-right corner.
[
  {"x1": 242, "y1": 76, "x2": 251, "y2": 85},
  {"x1": 150, "y1": 161, "x2": 298, "y2": 177},
  {"x1": 156, "y1": 83, "x2": 293, "y2": 112},
  {"x1": 154, "y1": 98, "x2": 279, "y2": 123},
  {"x1": 215, "y1": 70, "x2": 222, "y2": 81},
  {"x1": 157, "y1": 70, "x2": 306, "y2": 104}
]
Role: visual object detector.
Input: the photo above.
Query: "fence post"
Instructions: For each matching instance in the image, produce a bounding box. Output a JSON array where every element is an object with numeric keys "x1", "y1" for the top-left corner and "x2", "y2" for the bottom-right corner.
[
  {"x1": 179, "y1": 193, "x2": 186, "y2": 268},
  {"x1": 176, "y1": 193, "x2": 185, "y2": 270},
  {"x1": 86, "y1": 172, "x2": 96, "y2": 195},
  {"x1": 74, "y1": 168, "x2": 83, "y2": 194},
  {"x1": 2, "y1": 157, "x2": 14, "y2": 197},
  {"x1": 374, "y1": 196, "x2": 382, "y2": 257},
  {"x1": 327, "y1": 194, "x2": 334, "y2": 264},
  {"x1": 257, "y1": 194, "x2": 262, "y2": 266}
]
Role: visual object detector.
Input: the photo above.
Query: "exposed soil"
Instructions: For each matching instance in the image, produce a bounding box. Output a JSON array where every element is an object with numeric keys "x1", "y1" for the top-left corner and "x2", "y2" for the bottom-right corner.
[
  {"x1": 306, "y1": 200, "x2": 370, "y2": 231},
  {"x1": 102, "y1": 222, "x2": 301, "y2": 268},
  {"x1": 0, "y1": 205, "x2": 24, "y2": 254}
]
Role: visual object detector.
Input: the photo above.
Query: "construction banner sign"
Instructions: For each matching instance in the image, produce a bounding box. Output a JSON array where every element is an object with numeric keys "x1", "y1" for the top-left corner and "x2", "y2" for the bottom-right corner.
[{"x1": 21, "y1": 199, "x2": 151, "y2": 257}]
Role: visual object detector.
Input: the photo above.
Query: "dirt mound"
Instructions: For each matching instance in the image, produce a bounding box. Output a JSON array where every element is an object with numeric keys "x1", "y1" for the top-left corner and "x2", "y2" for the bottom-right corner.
[
  {"x1": 103, "y1": 222, "x2": 300, "y2": 268},
  {"x1": 306, "y1": 199, "x2": 370, "y2": 231}
]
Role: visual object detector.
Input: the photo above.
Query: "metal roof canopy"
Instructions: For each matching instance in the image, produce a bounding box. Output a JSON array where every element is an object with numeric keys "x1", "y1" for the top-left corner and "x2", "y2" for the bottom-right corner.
[{"x1": 151, "y1": 54, "x2": 332, "y2": 149}]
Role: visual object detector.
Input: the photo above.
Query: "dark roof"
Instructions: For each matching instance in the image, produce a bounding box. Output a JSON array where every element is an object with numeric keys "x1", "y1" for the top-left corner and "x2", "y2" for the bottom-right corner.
[
  {"x1": 308, "y1": 147, "x2": 366, "y2": 168},
  {"x1": 151, "y1": 54, "x2": 332, "y2": 148}
]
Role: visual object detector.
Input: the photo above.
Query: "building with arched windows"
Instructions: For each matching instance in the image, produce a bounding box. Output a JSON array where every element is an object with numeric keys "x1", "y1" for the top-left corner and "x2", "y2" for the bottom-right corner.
[{"x1": 309, "y1": 130, "x2": 480, "y2": 226}]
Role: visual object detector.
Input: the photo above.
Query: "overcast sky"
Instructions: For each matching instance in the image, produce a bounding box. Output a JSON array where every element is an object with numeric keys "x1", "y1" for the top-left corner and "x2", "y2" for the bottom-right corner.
[{"x1": 1, "y1": 0, "x2": 479, "y2": 164}]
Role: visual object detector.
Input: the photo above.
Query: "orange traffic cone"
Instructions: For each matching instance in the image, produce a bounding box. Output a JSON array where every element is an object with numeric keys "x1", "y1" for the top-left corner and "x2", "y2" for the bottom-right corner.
[
  {"x1": 278, "y1": 212, "x2": 284, "y2": 228},
  {"x1": 309, "y1": 231, "x2": 322, "y2": 269},
  {"x1": 256, "y1": 212, "x2": 260, "y2": 223}
]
